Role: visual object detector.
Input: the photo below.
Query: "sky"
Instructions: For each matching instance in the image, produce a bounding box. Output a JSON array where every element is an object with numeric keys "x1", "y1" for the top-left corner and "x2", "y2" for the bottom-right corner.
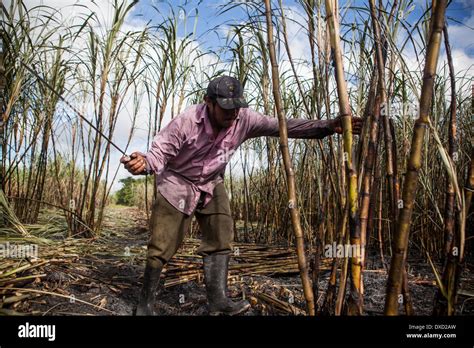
[
  {"x1": 4, "y1": 0, "x2": 474, "y2": 193},
  {"x1": 130, "y1": 0, "x2": 474, "y2": 54}
]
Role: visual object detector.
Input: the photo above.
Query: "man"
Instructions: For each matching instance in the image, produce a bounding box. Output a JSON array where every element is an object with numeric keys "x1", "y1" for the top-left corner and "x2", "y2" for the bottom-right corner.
[{"x1": 121, "y1": 76, "x2": 363, "y2": 316}]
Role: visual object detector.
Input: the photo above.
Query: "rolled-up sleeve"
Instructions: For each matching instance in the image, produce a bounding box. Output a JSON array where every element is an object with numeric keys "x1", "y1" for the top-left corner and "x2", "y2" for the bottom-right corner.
[
  {"x1": 243, "y1": 109, "x2": 335, "y2": 140},
  {"x1": 138, "y1": 118, "x2": 184, "y2": 175}
]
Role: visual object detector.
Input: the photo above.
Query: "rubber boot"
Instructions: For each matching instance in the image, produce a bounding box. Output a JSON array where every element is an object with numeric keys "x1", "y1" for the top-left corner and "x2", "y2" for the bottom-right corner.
[
  {"x1": 203, "y1": 253, "x2": 251, "y2": 316},
  {"x1": 135, "y1": 263, "x2": 163, "y2": 316}
]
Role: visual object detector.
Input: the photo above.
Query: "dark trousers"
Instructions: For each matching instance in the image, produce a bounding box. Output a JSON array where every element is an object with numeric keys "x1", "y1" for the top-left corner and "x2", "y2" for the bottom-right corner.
[{"x1": 146, "y1": 183, "x2": 234, "y2": 268}]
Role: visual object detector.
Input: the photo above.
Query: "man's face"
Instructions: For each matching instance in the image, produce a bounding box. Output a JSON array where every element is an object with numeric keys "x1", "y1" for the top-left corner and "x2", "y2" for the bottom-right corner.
[{"x1": 205, "y1": 97, "x2": 240, "y2": 129}]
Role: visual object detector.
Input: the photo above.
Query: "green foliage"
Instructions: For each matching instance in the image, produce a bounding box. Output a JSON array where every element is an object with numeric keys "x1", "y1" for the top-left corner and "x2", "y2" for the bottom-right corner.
[{"x1": 115, "y1": 177, "x2": 147, "y2": 207}]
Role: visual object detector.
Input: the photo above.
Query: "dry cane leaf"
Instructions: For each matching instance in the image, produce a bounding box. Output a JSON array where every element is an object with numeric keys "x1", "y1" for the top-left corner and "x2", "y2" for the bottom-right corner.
[{"x1": 99, "y1": 296, "x2": 107, "y2": 308}]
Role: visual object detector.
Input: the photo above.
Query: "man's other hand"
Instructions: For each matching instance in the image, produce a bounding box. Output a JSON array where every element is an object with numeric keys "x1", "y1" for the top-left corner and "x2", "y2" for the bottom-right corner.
[
  {"x1": 331, "y1": 115, "x2": 364, "y2": 135},
  {"x1": 120, "y1": 152, "x2": 148, "y2": 175}
]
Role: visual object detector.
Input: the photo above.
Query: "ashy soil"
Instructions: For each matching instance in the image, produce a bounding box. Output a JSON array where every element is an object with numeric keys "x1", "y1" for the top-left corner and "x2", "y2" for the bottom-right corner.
[{"x1": 3, "y1": 206, "x2": 473, "y2": 316}]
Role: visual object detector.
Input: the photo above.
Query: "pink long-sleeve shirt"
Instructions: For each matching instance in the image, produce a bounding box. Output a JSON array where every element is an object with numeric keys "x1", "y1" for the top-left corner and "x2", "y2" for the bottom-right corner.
[{"x1": 140, "y1": 103, "x2": 334, "y2": 215}]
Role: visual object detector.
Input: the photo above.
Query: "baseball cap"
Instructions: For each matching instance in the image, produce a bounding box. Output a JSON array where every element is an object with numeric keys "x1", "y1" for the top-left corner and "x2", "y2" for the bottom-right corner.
[{"x1": 206, "y1": 76, "x2": 249, "y2": 110}]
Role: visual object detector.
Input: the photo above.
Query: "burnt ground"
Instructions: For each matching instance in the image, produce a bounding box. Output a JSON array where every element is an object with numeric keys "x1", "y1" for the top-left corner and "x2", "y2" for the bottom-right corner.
[{"x1": 2, "y1": 205, "x2": 473, "y2": 316}]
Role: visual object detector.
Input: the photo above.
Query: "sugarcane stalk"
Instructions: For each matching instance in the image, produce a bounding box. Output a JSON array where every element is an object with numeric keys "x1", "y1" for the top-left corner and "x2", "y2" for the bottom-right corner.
[
  {"x1": 390, "y1": 117, "x2": 414, "y2": 315},
  {"x1": 466, "y1": 153, "x2": 474, "y2": 217},
  {"x1": 263, "y1": 0, "x2": 315, "y2": 315},
  {"x1": 375, "y1": 153, "x2": 386, "y2": 270},
  {"x1": 324, "y1": 0, "x2": 362, "y2": 315},
  {"x1": 359, "y1": 0, "x2": 385, "y2": 276},
  {"x1": 385, "y1": 0, "x2": 447, "y2": 315},
  {"x1": 335, "y1": 205, "x2": 350, "y2": 315},
  {"x1": 433, "y1": 24, "x2": 460, "y2": 316}
]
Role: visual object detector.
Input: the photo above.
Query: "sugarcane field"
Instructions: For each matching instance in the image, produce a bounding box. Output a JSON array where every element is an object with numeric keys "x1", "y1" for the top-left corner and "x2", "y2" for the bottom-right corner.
[{"x1": 0, "y1": 0, "x2": 473, "y2": 345}]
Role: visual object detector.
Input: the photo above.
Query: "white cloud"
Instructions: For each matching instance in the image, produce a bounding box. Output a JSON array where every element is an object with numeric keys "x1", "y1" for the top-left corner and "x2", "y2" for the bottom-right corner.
[
  {"x1": 4, "y1": 1, "x2": 160, "y2": 192},
  {"x1": 446, "y1": 9, "x2": 474, "y2": 75},
  {"x1": 6, "y1": 0, "x2": 473, "y2": 196}
]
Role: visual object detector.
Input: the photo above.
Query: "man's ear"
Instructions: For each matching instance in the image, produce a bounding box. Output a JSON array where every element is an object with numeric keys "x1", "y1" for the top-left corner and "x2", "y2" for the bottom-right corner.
[{"x1": 204, "y1": 96, "x2": 216, "y2": 110}]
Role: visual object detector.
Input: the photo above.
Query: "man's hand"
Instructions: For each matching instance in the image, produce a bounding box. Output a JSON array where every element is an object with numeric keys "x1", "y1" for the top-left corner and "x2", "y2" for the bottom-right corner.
[
  {"x1": 120, "y1": 152, "x2": 148, "y2": 175},
  {"x1": 331, "y1": 115, "x2": 364, "y2": 135}
]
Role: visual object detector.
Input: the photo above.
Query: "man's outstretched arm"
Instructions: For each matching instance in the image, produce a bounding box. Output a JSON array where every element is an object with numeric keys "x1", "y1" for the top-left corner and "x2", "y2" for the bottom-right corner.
[
  {"x1": 243, "y1": 108, "x2": 363, "y2": 139},
  {"x1": 121, "y1": 118, "x2": 185, "y2": 175}
]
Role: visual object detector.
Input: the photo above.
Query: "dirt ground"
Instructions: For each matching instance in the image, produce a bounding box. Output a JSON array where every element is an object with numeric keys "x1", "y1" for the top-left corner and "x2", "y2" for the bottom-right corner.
[{"x1": 5, "y1": 206, "x2": 474, "y2": 316}]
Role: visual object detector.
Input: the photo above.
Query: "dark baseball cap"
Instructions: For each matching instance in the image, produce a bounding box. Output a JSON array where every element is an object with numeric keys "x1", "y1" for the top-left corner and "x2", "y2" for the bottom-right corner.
[{"x1": 206, "y1": 76, "x2": 249, "y2": 110}]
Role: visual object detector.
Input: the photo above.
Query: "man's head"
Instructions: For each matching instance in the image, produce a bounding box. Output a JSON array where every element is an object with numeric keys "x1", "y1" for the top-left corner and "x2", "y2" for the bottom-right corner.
[{"x1": 204, "y1": 76, "x2": 248, "y2": 129}]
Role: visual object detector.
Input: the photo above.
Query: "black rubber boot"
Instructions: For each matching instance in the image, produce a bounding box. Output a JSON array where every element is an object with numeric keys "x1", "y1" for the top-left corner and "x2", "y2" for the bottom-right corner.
[
  {"x1": 135, "y1": 263, "x2": 163, "y2": 316},
  {"x1": 203, "y1": 253, "x2": 251, "y2": 316}
]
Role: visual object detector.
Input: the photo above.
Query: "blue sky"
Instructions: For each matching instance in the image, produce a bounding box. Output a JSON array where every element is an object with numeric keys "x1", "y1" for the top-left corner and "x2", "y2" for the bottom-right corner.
[
  {"x1": 128, "y1": 0, "x2": 474, "y2": 57},
  {"x1": 7, "y1": 0, "x2": 473, "y2": 192},
  {"x1": 122, "y1": 0, "x2": 474, "y2": 188}
]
